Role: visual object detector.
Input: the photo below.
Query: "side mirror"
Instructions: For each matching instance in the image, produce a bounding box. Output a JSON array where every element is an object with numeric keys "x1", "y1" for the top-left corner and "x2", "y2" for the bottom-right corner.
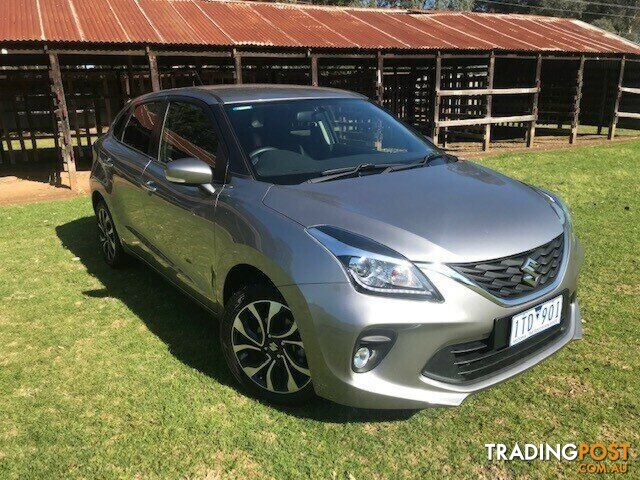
[{"x1": 165, "y1": 158, "x2": 213, "y2": 186}]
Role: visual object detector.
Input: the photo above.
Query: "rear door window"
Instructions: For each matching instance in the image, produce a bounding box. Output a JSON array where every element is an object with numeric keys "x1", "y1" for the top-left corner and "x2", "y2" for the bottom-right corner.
[{"x1": 122, "y1": 101, "x2": 163, "y2": 156}]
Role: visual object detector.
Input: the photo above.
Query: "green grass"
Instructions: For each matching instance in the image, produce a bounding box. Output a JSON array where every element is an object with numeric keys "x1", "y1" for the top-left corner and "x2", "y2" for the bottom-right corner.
[
  {"x1": 536, "y1": 124, "x2": 639, "y2": 137},
  {"x1": 1, "y1": 141, "x2": 639, "y2": 479},
  {"x1": 2, "y1": 135, "x2": 100, "y2": 152}
]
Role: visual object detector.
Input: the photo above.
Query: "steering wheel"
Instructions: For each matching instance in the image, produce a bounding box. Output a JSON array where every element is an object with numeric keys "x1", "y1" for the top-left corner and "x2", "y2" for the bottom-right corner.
[{"x1": 249, "y1": 147, "x2": 278, "y2": 166}]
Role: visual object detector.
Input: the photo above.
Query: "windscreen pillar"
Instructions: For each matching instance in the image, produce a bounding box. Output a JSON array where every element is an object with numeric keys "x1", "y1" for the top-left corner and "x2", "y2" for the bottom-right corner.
[
  {"x1": 570, "y1": 56, "x2": 585, "y2": 144},
  {"x1": 48, "y1": 52, "x2": 77, "y2": 191},
  {"x1": 527, "y1": 54, "x2": 542, "y2": 147},
  {"x1": 147, "y1": 48, "x2": 161, "y2": 92},
  {"x1": 609, "y1": 55, "x2": 626, "y2": 139}
]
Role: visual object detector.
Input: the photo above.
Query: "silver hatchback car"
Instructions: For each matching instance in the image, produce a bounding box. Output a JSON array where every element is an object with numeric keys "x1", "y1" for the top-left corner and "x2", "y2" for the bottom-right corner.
[{"x1": 91, "y1": 85, "x2": 583, "y2": 409}]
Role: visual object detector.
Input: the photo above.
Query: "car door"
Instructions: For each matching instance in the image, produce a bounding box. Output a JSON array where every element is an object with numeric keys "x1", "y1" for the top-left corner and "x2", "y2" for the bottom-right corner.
[
  {"x1": 137, "y1": 98, "x2": 224, "y2": 301},
  {"x1": 106, "y1": 100, "x2": 166, "y2": 252}
]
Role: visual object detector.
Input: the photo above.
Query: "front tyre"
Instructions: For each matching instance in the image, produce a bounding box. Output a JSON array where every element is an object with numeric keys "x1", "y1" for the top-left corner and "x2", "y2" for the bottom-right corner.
[
  {"x1": 95, "y1": 200, "x2": 127, "y2": 268},
  {"x1": 220, "y1": 285, "x2": 314, "y2": 405}
]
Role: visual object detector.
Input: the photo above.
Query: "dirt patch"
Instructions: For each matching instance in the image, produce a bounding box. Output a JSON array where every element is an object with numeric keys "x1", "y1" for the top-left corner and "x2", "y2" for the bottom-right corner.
[
  {"x1": 539, "y1": 375, "x2": 595, "y2": 399},
  {"x1": 0, "y1": 171, "x2": 90, "y2": 206}
]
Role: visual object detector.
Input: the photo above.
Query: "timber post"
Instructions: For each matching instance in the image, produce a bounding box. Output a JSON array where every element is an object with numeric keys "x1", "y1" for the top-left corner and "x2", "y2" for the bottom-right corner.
[
  {"x1": 376, "y1": 51, "x2": 384, "y2": 105},
  {"x1": 233, "y1": 49, "x2": 242, "y2": 85},
  {"x1": 432, "y1": 51, "x2": 441, "y2": 144},
  {"x1": 484, "y1": 51, "x2": 495, "y2": 151},
  {"x1": 609, "y1": 55, "x2": 626, "y2": 140},
  {"x1": 146, "y1": 47, "x2": 161, "y2": 92},
  {"x1": 310, "y1": 53, "x2": 318, "y2": 87},
  {"x1": 48, "y1": 51, "x2": 78, "y2": 191},
  {"x1": 570, "y1": 55, "x2": 585, "y2": 144},
  {"x1": 527, "y1": 54, "x2": 542, "y2": 148}
]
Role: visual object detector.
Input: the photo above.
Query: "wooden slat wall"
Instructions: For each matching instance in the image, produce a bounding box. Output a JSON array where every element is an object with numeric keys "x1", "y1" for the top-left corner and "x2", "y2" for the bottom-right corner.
[
  {"x1": 618, "y1": 59, "x2": 640, "y2": 131},
  {"x1": 382, "y1": 58, "x2": 436, "y2": 136},
  {"x1": 242, "y1": 58, "x2": 310, "y2": 86},
  {"x1": 317, "y1": 58, "x2": 377, "y2": 101},
  {"x1": 538, "y1": 59, "x2": 581, "y2": 128},
  {"x1": 0, "y1": 70, "x2": 58, "y2": 166},
  {"x1": 0, "y1": 50, "x2": 639, "y2": 172}
]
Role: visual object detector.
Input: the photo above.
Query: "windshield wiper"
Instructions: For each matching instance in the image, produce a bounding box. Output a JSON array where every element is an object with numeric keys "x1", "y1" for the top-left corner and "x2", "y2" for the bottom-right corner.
[
  {"x1": 382, "y1": 152, "x2": 456, "y2": 174},
  {"x1": 307, "y1": 162, "x2": 401, "y2": 183},
  {"x1": 306, "y1": 153, "x2": 455, "y2": 183}
]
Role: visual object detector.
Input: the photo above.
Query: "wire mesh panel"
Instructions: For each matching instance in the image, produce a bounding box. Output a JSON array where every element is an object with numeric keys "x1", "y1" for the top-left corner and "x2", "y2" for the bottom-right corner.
[{"x1": 0, "y1": 66, "x2": 57, "y2": 167}]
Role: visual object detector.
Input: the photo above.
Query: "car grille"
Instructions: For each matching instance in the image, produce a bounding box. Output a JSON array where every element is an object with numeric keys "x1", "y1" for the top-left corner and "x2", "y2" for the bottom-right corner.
[
  {"x1": 449, "y1": 234, "x2": 564, "y2": 300},
  {"x1": 422, "y1": 291, "x2": 572, "y2": 384}
]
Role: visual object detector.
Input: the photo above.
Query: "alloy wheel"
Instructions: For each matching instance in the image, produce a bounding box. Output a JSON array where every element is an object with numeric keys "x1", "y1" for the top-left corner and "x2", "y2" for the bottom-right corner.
[
  {"x1": 97, "y1": 207, "x2": 117, "y2": 263},
  {"x1": 231, "y1": 300, "x2": 311, "y2": 394}
]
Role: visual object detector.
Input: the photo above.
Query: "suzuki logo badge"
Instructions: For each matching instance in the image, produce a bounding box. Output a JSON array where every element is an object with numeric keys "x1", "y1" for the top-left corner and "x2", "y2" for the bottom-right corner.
[{"x1": 521, "y1": 258, "x2": 541, "y2": 287}]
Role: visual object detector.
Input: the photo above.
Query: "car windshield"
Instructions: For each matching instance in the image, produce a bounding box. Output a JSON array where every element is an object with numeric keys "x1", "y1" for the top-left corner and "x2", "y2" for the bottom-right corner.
[{"x1": 224, "y1": 98, "x2": 439, "y2": 184}]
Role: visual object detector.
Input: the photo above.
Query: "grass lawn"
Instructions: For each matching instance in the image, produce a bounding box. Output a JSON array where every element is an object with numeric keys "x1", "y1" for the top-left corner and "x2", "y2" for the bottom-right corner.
[{"x1": 1, "y1": 141, "x2": 639, "y2": 479}]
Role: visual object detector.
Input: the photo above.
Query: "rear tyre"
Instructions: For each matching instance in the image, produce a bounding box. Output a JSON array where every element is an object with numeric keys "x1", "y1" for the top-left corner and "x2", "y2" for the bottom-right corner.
[
  {"x1": 220, "y1": 284, "x2": 315, "y2": 405},
  {"x1": 95, "y1": 200, "x2": 127, "y2": 268}
]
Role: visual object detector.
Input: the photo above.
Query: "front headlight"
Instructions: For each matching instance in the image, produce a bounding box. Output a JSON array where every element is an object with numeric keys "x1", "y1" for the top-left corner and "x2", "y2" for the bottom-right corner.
[{"x1": 308, "y1": 226, "x2": 443, "y2": 301}]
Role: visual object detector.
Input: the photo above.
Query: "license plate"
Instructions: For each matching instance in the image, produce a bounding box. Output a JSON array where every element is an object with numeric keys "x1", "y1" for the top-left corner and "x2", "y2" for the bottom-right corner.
[{"x1": 509, "y1": 295, "x2": 563, "y2": 347}]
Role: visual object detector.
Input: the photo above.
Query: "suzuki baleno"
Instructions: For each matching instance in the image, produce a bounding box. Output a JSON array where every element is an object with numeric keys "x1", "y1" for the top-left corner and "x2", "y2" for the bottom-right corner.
[{"x1": 91, "y1": 85, "x2": 583, "y2": 409}]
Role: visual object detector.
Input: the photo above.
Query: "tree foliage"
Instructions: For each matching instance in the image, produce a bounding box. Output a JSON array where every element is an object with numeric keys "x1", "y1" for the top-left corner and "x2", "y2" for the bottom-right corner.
[
  {"x1": 422, "y1": 0, "x2": 474, "y2": 10},
  {"x1": 291, "y1": 0, "x2": 639, "y2": 42},
  {"x1": 278, "y1": 0, "x2": 640, "y2": 42},
  {"x1": 473, "y1": 0, "x2": 640, "y2": 42}
]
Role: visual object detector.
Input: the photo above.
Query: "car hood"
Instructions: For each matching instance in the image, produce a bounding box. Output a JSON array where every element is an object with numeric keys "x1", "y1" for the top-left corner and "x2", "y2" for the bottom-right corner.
[{"x1": 262, "y1": 160, "x2": 564, "y2": 263}]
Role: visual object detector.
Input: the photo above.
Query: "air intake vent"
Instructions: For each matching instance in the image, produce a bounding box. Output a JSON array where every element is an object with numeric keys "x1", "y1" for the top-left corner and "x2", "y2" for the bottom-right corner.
[{"x1": 422, "y1": 292, "x2": 571, "y2": 384}]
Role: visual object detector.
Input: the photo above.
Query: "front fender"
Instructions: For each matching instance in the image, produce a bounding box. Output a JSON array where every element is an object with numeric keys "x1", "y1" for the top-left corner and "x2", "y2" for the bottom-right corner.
[{"x1": 213, "y1": 178, "x2": 348, "y2": 306}]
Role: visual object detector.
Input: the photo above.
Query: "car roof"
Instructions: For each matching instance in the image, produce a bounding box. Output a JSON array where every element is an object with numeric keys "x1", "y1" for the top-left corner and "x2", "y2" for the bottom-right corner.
[{"x1": 136, "y1": 84, "x2": 366, "y2": 105}]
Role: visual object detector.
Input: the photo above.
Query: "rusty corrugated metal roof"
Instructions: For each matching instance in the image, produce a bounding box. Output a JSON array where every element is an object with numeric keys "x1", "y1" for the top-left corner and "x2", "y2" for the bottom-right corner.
[{"x1": 0, "y1": 0, "x2": 639, "y2": 54}]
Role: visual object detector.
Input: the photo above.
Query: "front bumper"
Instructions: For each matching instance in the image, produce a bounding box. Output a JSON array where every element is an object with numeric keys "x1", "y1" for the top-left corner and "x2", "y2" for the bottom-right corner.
[{"x1": 280, "y1": 235, "x2": 583, "y2": 409}]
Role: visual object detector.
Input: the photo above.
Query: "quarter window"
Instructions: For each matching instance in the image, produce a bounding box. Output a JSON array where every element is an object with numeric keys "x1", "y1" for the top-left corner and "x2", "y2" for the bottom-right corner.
[
  {"x1": 122, "y1": 102, "x2": 163, "y2": 156},
  {"x1": 110, "y1": 106, "x2": 130, "y2": 140},
  {"x1": 159, "y1": 101, "x2": 218, "y2": 166}
]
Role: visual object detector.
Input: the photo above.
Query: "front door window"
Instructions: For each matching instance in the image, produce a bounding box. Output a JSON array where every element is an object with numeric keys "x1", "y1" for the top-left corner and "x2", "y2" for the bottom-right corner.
[{"x1": 159, "y1": 101, "x2": 219, "y2": 168}]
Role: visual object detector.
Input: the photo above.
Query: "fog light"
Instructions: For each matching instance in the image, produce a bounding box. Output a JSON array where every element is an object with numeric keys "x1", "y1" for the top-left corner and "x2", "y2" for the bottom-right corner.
[
  {"x1": 353, "y1": 347, "x2": 371, "y2": 370},
  {"x1": 351, "y1": 329, "x2": 397, "y2": 373}
]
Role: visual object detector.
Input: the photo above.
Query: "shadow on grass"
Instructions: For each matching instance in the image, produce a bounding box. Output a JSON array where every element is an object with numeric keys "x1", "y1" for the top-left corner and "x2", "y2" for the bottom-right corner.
[{"x1": 56, "y1": 215, "x2": 418, "y2": 423}]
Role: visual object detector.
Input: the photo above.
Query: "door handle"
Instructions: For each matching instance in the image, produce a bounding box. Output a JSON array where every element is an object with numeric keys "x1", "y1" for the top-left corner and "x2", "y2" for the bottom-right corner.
[
  {"x1": 101, "y1": 156, "x2": 114, "y2": 168},
  {"x1": 141, "y1": 180, "x2": 157, "y2": 194}
]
